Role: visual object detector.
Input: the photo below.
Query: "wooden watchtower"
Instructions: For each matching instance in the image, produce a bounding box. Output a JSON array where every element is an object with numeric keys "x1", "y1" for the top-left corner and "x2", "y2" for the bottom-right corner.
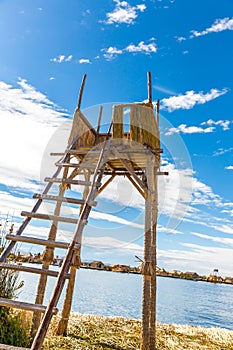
[{"x1": 0, "y1": 72, "x2": 165, "y2": 350}]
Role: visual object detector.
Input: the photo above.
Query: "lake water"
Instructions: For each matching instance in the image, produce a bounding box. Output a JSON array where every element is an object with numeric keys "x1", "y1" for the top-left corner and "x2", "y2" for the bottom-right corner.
[{"x1": 17, "y1": 266, "x2": 233, "y2": 330}]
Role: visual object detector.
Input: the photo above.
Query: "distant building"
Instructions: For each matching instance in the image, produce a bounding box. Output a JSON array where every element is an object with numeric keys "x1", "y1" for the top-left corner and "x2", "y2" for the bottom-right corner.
[
  {"x1": 184, "y1": 272, "x2": 199, "y2": 280},
  {"x1": 89, "y1": 261, "x2": 105, "y2": 270}
]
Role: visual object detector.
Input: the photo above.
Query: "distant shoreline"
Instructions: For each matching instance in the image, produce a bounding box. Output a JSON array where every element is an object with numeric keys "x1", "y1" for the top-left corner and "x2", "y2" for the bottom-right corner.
[
  {"x1": 80, "y1": 264, "x2": 233, "y2": 286},
  {"x1": 11, "y1": 252, "x2": 233, "y2": 286}
]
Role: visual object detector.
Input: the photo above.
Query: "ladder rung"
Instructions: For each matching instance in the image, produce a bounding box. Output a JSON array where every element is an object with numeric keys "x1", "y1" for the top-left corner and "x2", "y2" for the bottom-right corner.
[
  {"x1": 44, "y1": 177, "x2": 94, "y2": 186},
  {"x1": 21, "y1": 211, "x2": 78, "y2": 224},
  {"x1": 33, "y1": 193, "x2": 97, "y2": 206},
  {"x1": 55, "y1": 162, "x2": 97, "y2": 169},
  {"x1": 0, "y1": 343, "x2": 30, "y2": 349},
  {"x1": 5, "y1": 234, "x2": 70, "y2": 249},
  {"x1": 50, "y1": 152, "x2": 65, "y2": 156},
  {"x1": 0, "y1": 263, "x2": 71, "y2": 279},
  {"x1": 0, "y1": 297, "x2": 58, "y2": 314},
  {"x1": 157, "y1": 171, "x2": 169, "y2": 176}
]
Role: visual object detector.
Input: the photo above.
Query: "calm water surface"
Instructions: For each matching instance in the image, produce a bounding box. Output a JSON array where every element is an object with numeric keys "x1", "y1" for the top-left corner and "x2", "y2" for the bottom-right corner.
[{"x1": 17, "y1": 266, "x2": 233, "y2": 330}]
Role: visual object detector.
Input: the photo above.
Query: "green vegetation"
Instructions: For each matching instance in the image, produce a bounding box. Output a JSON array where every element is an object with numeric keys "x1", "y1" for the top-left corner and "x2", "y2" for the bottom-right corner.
[
  {"x1": 0, "y1": 268, "x2": 31, "y2": 347},
  {"x1": 43, "y1": 313, "x2": 233, "y2": 350}
]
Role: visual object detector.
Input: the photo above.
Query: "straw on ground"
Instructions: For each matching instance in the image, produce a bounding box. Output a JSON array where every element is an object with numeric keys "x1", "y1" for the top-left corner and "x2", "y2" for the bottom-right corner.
[{"x1": 42, "y1": 313, "x2": 233, "y2": 350}]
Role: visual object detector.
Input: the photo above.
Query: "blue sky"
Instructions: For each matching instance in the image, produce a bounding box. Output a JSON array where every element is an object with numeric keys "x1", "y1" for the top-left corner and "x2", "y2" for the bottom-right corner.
[{"x1": 0, "y1": 0, "x2": 233, "y2": 275}]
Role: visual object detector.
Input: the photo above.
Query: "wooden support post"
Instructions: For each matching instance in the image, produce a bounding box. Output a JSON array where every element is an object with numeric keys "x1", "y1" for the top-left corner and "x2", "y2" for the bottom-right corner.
[
  {"x1": 147, "y1": 72, "x2": 152, "y2": 104},
  {"x1": 155, "y1": 100, "x2": 160, "y2": 125},
  {"x1": 77, "y1": 74, "x2": 87, "y2": 110},
  {"x1": 141, "y1": 155, "x2": 157, "y2": 350},
  {"x1": 56, "y1": 169, "x2": 91, "y2": 336},
  {"x1": 95, "y1": 105, "x2": 103, "y2": 143},
  {"x1": 148, "y1": 157, "x2": 157, "y2": 350}
]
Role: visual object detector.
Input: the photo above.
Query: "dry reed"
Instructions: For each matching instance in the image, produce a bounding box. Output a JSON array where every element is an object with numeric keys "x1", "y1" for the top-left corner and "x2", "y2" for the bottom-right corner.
[{"x1": 41, "y1": 313, "x2": 233, "y2": 350}]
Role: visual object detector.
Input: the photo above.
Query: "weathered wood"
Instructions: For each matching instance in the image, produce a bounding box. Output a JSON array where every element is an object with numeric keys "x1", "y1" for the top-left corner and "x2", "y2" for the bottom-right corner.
[
  {"x1": 0, "y1": 134, "x2": 82, "y2": 263},
  {"x1": 33, "y1": 193, "x2": 97, "y2": 206},
  {"x1": 112, "y1": 105, "x2": 124, "y2": 139},
  {"x1": 0, "y1": 263, "x2": 71, "y2": 279},
  {"x1": 31, "y1": 160, "x2": 71, "y2": 337},
  {"x1": 44, "y1": 177, "x2": 94, "y2": 186},
  {"x1": 111, "y1": 146, "x2": 148, "y2": 195},
  {"x1": 97, "y1": 174, "x2": 116, "y2": 195},
  {"x1": 147, "y1": 71, "x2": 152, "y2": 104},
  {"x1": 77, "y1": 74, "x2": 87, "y2": 110},
  {"x1": 157, "y1": 171, "x2": 168, "y2": 176},
  {"x1": 51, "y1": 148, "x2": 163, "y2": 156},
  {"x1": 31, "y1": 124, "x2": 112, "y2": 350},
  {"x1": 0, "y1": 344, "x2": 29, "y2": 350},
  {"x1": 155, "y1": 99, "x2": 160, "y2": 125},
  {"x1": 21, "y1": 211, "x2": 77, "y2": 224},
  {"x1": 125, "y1": 174, "x2": 146, "y2": 199},
  {"x1": 55, "y1": 162, "x2": 96, "y2": 169},
  {"x1": 5, "y1": 234, "x2": 70, "y2": 249},
  {"x1": 148, "y1": 157, "x2": 157, "y2": 350},
  {"x1": 96, "y1": 105, "x2": 103, "y2": 142},
  {"x1": 0, "y1": 298, "x2": 58, "y2": 314}
]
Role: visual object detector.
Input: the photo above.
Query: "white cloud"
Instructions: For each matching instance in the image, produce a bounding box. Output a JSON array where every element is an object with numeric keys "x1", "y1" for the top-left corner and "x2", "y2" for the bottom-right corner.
[
  {"x1": 50, "y1": 54, "x2": 73, "y2": 63},
  {"x1": 105, "y1": 0, "x2": 146, "y2": 25},
  {"x1": 125, "y1": 41, "x2": 157, "y2": 54},
  {"x1": 83, "y1": 236, "x2": 143, "y2": 255},
  {"x1": 225, "y1": 165, "x2": 233, "y2": 170},
  {"x1": 211, "y1": 224, "x2": 233, "y2": 235},
  {"x1": 102, "y1": 40, "x2": 157, "y2": 60},
  {"x1": 201, "y1": 119, "x2": 231, "y2": 131},
  {"x1": 161, "y1": 88, "x2": 228, "y2": 112},
  {"x1": 190, "y1": 17, "x2": 233, "y2": 38},
  {"x1": 78, "y1": 58, "x2": 91, "y2": 64},
  {"x1": 165, "y1": 124, "x2": 215, "y2": 136},
  {"x1": 213, "y1": 147, "x2": 233, "y2": 156},
  {"x1": 102, "y1": 46, "x2": 123, "y2": 60},
  {"x1": 90, "y1": 210, "x2": 144, "y2": 229},
  {"x1": 191, "y1": 232, "x2": 233, "y2": 246},
  {"x1": 176, "y1": 36, "x2": 186, "y2": 42},
  {"x1": 158, "y1": 243, "x2": 233, "y2": 276},
  {"x1": 0, "y1": 78, "x2": 67, "y2": 194},
  {"x1": 157, "y1": 225, "x2": 182, "y2": 235}
]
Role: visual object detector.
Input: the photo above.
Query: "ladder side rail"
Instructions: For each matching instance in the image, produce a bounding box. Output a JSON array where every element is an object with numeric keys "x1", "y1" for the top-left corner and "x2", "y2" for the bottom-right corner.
[{"x1": 0, "y1": 135, "x2": 81, "y2": 263}]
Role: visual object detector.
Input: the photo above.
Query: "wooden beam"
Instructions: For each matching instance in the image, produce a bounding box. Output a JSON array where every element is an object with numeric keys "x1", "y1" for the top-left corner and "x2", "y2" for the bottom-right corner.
[
  {"x1": 147, "y1": 71, "x2": 152, "y2": 104},
  {"x1": 97, "y1": 174, "x2": 116, "y2": 195},
  {"x1": 0, "y1": 344, "x2": 30, "y2": 350},
  {"x1": 21, "y1": 211, "x2": 78, "y2": 224},
  {"x1": 77, "y1": 74, "x2": 87, "y2": 110},
  {"x1": 55, "y1": 162, "x2": 96, "y2": 169},
  {"x1": 44, "y1": 177, "x2": 94, "y2": 186},
  {"x1": 33, "y1": 193, "x2": 97, "y2": 206},
  {"x1": 96, "y1": 105, "x2": 103, "y2": 135},
  {"x1": 111, "y1": 146, "x2": 148, "y2": 195},
  {"x1": 0, "y1": 298, "x2": 58, "y2": 314},
  {"x1": 125, "y1": 174, "x2": 146, "y2": 199},
  {"x1": 0, "y1": 263, "x2": 71, "y2": 279},
  {"x1": 156, "y1": 99, "x2": 160, "y2": 125},
  {"x1": 5, "y1": 234, "x2": 70, "y2": 249}
]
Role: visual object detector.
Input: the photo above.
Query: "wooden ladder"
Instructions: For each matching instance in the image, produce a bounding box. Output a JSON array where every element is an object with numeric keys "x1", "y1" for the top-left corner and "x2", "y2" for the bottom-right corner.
[{"x1": 0, "y1": 124, "x2": 112, "y2": 350}]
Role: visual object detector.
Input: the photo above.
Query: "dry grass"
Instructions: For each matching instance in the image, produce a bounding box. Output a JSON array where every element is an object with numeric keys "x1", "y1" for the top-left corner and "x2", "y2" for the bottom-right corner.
[{"x1": 41, "y1": 313, "x2": 233, "y2": 350}]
